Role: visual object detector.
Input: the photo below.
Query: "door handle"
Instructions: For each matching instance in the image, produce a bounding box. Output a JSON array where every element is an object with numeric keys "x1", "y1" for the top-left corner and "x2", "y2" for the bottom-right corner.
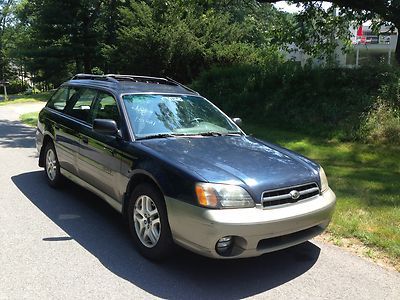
[{"x1": 82, "y1": 136, "x2": 89, "y2": 144}]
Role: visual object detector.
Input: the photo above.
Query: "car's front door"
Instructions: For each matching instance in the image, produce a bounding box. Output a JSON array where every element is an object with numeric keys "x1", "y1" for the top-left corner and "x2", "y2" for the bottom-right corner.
[{"x1": 77, "y1": 91, "x2": 124, "y2": 203}]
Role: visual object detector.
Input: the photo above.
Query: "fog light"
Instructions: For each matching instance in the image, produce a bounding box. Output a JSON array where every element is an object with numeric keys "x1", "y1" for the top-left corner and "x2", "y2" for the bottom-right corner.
[{"x1": 216, "y1": 236, "x2": 233, "y2": 256}]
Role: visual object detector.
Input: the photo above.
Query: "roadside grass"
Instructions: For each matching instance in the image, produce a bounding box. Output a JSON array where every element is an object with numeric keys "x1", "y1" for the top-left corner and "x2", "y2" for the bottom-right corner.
[
  {"x1": 19, "y1": 113, "x2": 400, "y2": 269},
  {"x1": 0, "y1": 92, "x2": 51, "y2": 106},
  {"x1": 244, "y1": 123, "x2": 400, "y2": 270},
  {"x1": 20, "y1": 112, "x2": 39, "y2": 127}
]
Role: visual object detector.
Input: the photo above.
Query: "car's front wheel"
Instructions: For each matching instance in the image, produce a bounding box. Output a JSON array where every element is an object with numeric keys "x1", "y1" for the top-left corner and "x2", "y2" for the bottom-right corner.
[
  {"x1": 44, "y1": 142, "x2": 63, "y2": 188},
  {"x1": 128, "y1": 183, "x2": 174, "y2": 260}
]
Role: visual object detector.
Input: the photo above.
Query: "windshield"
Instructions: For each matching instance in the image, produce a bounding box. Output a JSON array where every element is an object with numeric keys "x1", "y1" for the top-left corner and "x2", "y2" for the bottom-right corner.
[{"x1": 122, "y1": 94, "x2": 241, "y2": 139}]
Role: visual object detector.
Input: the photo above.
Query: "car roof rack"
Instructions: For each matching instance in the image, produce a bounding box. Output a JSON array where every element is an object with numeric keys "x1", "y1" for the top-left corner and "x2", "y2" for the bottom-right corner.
[
  {"x1": 105, "y1": 74, "x2": 173, "y2": 85},
  {"x1": 71, "y1": 74, "x2": 119, "y2": 83},
  {"x1": 71, "y1": 73, "x2": 199, "y2": 94}
]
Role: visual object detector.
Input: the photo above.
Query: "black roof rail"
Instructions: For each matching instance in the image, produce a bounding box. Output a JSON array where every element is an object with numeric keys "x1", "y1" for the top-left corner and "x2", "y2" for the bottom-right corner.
[
  {"x1": 107, "y1": 74, "x2": 199, "y2": 94},
  {"x1": 106, "y1": 74, "x2": 172, "y2": 85},
  {"x1": 71, "y1": 74, "x2": 119, "y2": 83},
  {"x1": 166, "y1": 77, "x2": 199, "y2": 95},
  {"x1": 70, "y1": 73, "x2": 199, "y2": 95}
]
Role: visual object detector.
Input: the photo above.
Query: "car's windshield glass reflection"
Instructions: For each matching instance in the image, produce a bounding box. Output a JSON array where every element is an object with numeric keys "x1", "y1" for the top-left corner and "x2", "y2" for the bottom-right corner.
[{"x1": 122, "y1": 94, "x2": 241, "y2": 139}]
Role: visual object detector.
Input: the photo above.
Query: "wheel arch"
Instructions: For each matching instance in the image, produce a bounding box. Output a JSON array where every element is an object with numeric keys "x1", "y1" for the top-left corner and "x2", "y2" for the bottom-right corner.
[
  {"x1": 122, "y1": 171, "x2": 166, "y2": 220},
  {"x1": 39, "y1": 134, "x2": 54, "y2": 167}
]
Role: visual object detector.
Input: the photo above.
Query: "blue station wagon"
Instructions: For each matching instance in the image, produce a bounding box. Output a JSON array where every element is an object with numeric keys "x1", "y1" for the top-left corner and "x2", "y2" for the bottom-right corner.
[{"x1": 36, "y1": 74, "x2": 336, "y2": 260}]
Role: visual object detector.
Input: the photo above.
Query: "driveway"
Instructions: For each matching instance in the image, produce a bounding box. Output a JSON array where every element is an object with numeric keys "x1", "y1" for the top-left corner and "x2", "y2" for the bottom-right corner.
[{"x1": 0, "y1": 104, "x2": 399, "y2": 299}]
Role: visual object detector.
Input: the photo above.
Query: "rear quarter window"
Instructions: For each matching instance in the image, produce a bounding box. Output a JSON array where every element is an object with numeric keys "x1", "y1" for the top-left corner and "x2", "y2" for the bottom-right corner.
[{"x1": 47, "y1": 87, "x2": 69, "y2": 111}]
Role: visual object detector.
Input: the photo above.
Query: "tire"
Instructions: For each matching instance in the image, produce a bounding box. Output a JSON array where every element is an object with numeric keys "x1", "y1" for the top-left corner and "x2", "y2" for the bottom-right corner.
[
  {"x1": 128, "y1": 183, "x2": 174, "y2": 260},
  {"x1": 44, "y1": 142, "x2": 63, "y2": 188}
]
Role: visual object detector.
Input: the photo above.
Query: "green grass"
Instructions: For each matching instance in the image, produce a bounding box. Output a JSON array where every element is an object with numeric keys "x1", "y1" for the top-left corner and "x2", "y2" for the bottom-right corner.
[
  {"x1": 20, "y1": 112, "x2": 39, "y2": 127},
  {"x1": 18, "y1": 113, "x2": 400, "y2": 268},
  {"x1": 0, "y1": 92, "x2": 51, "y2": 106},
  {"x1": 244, "y1": 123, "x2": 400, "y2": 269}
]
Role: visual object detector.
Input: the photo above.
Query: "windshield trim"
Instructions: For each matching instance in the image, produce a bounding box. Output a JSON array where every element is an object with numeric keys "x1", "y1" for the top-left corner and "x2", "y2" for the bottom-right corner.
[{"x1": 121, "y1": 92, "x2": 245, "y2": 140}]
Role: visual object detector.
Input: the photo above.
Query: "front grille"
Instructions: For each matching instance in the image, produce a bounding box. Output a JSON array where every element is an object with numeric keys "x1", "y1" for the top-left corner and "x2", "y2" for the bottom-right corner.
[{"x1": 262, "y1": 182, "x2": 320, "y2": 208}]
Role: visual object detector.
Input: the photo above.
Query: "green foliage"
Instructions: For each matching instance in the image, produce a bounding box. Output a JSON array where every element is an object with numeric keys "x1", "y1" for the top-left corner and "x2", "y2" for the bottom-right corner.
[
  {"x1": 104, "y1": 0, "x2": 284, "y2": 82},
  {"x1": 357, "y1": 74, "x2": 400, "y2": 144},
  {"x1": 6, "y1": 0, "x2": 293, "y2": 85},
  {"x1": 14, "y1": 0, "x2": 106, "y2": 85},
  {"x1": 192, "y1": 64, "x2": 400, "y2": 141},
  {"x1": 359, "y1": 99, "x2": 400, "y2": 144},
  {"x1": 0, "y1": 0, "x2": 18, "y2": 80},
  {"x1": 260, "y1": 0, "x2": 400, "y2": 63},
  {"x1": 6, "y1": 79, "x2": 30, "y2": 94},
  {"x1": 19, "y1": 111, "x2": 39, "y2": 126},
  {"x1": 280, "y1": 2, "x2": 353, "y2": 60}
]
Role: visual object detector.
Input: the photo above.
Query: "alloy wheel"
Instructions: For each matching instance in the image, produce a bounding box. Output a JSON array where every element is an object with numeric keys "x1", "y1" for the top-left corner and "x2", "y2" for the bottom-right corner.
[
  {"x1": 133, "y1": 195, "x2": 161, "y2": 248},
  {"x1": 46, "y1": 148, "x2": 57, "y2": 181}
]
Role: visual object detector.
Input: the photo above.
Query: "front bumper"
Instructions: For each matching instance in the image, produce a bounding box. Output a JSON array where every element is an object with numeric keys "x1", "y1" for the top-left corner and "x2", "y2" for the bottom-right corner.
[{"x1": 165, "y1": 188, "x2": 336, "y2": 259}]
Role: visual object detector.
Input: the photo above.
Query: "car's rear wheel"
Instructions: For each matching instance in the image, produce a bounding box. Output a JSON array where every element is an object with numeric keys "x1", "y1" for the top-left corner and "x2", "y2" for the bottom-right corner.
[
  {"x1": 44, "y1": 142, "x2": 63, "y2": 188},
  {"x1": 128, "y1": 183, "x2": 174, "y2": 260}
]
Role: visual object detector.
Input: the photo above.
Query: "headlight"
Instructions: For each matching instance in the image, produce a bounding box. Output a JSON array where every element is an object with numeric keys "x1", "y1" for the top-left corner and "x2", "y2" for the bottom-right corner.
[
  {"x1": 195, "y1": 183, "x2": 255, "y2": 208},
  {"x1": 319, "y1": 167, "x2": 329, "y2": 192}
]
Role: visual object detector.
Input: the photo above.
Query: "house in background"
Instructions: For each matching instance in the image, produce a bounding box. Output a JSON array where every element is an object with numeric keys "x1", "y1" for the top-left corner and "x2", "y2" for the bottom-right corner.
[
  {"x1": 285, "y1": 23, "x2": 398, "y2": 67},
  {"x1": 346, "y1": 24, "x2": 398, "y2": 66}
]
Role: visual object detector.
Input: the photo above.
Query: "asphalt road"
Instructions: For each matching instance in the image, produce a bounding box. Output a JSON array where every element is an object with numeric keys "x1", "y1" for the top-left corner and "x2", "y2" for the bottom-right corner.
[{"x1": 0, "y1": 103, "x2": 399, "y2": 300}]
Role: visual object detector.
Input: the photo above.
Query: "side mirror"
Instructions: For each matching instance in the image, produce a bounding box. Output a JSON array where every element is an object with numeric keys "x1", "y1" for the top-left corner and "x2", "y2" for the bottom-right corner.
[
  {"x1": 232, "y1": 117, "x2": 242, "y2": 126},
  {"x1": 93, "y1": 119, "x2": 118, "y2": 136}
]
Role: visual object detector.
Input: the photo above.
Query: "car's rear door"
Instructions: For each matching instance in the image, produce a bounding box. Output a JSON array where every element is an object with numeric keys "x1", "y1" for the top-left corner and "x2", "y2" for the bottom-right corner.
[{"x1": 77, "y1": 90, "x2": 125, "y2": 204}]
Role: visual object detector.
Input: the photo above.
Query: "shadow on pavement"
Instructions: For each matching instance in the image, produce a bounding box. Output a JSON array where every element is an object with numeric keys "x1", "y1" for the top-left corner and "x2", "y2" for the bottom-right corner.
[
  {"x1": 0, "y1": 119, "x2": 36, "y2": 148},
  {"x1": 12, "y1": 171, "x2": 321, "y2": 299}
]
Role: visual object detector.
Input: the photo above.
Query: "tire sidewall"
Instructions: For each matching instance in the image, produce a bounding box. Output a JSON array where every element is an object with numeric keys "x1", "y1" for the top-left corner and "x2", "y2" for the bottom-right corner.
[{"x1": 128, "y1": 183, "x2": 174, "y2": 260}]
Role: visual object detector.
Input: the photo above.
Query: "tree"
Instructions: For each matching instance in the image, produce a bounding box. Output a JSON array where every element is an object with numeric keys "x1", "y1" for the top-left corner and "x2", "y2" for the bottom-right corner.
[
  {"x1": 0, "y1": 0, "x2": 14, "y2": 79},
  {"x1": 103, "y1": 0, "x2": 286, "y2": 82},
  {"x1": 257, "y1": 0, "x2": 400, "y2": 64},
  {"x1": 16, "y1": 0, "x2": 106, "y2": 85}
]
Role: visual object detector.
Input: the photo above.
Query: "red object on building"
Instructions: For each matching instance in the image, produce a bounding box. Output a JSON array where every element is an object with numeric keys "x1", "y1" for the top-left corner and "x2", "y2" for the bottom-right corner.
[{"x1": 357, "y1": 26, "x2": 363, "y2": 37}]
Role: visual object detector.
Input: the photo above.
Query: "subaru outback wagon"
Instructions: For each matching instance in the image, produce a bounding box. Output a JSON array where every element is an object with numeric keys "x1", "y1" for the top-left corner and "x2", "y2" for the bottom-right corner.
[{"x1": 36, "y1": 74, "x2": 336, "y2": 260}]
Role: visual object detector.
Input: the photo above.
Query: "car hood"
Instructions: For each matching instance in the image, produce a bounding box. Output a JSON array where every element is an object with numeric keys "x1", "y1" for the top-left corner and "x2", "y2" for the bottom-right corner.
[{"x1": 139, "y1": 135, "x2": 320, "y2": 202}]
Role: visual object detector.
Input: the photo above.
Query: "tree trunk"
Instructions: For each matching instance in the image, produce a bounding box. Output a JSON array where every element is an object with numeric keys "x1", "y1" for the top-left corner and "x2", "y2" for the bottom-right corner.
[{"x1": 83, "y1": 17, "x2": 91, "y2": 74}]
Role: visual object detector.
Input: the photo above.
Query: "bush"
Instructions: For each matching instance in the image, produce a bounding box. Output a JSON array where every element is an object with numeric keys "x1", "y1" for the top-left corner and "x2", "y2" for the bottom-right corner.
[
  {"x1": 6, "y1": 80, "x2": 30, "y2": 95},
  {"x1": 359, "y1": 99, "x2": 400, "y2": 144},
  {"x1": 191, "y1": 64, "x2": 400, "y2": 141}
]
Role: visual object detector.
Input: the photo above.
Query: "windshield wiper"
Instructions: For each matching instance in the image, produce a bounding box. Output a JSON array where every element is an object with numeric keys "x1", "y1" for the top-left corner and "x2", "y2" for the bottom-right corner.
[
  {"x1": 198, "y1": 131, "x2": 242, "y2": 137},
  {"x1": 138, "y1": 131, "x2": 242, "y2": 140},
  {"x1": 137, "y1": 133, "x2": 186, "y2": 140}
]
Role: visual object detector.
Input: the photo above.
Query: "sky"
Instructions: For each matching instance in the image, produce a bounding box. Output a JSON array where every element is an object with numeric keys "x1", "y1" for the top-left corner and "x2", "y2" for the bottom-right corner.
[
  {"x1": 273, "y1": 1, "x2": 371, "y2": 26},
  {"x1": 273, "y1": 1, "x2": 332, "y2": 13}
]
